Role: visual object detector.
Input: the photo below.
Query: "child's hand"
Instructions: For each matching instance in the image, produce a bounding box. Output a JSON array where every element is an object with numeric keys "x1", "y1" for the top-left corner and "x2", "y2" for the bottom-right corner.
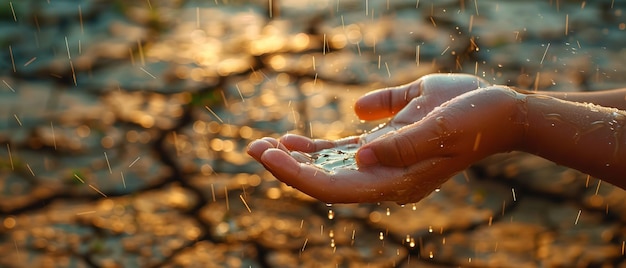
[
  {"x1": 355, "y1": 73, "x2": 490, "y2": 142},
  {"x1": 247, "y1": 74, "x2": 524, "y2": 204}
]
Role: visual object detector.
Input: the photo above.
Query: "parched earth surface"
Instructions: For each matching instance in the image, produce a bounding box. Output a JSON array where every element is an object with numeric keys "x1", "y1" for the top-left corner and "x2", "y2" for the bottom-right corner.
[{"x1": 2, "y1": 0, "x2": 626, "y2": 267}]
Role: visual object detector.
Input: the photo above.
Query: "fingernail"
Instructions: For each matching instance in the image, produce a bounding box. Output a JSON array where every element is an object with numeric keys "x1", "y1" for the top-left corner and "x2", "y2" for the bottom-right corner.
[{"x1": 357, "y1": 148, "x2": 378, "y2": 166}]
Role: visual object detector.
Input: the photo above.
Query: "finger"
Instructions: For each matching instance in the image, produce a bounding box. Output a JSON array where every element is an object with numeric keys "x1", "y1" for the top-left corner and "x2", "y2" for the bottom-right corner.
[
  {"x1": 278, "y1": 134, "x2": 334, "y2": 152},
  {"x1": 354, "y1": 80, "x2": 422, "y2": 121},
  {"x1": 279, "y1": 134, "x2": 361, "y2": 152},
  {"x1": 389, "y1": 74, "x2": 490, "y2": 122},
  {"x1": 357, "y1": 119, "x2": 446, "y2": 168},
  {"x1": 261, "y1": 148, "x2": 351, "y2": 202},
  {"x1": 261, "y1": 137, "x2": 291, "y2": 152},
  {"x1": 421, "y1": 74, "x2": 490, "y2": 104},
  {"x1": 260, "y1": 148, "x2": 412, "y2": 203},
  {"x1": 385, "y1": 96, "x2": 432, "y2": 126},
  {"x1": 247, "y1": 138, "x2": 289, "y2": 161}
]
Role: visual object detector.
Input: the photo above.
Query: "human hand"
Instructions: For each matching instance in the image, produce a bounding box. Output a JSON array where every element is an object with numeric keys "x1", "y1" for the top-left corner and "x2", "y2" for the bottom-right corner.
[
  {"x1": 355, "y1": 73, "x2": 490, "y2": 142},
  {"x1": 247, "y1": 74, "x2": 524, "y2": 204},
  {"x1": 262, "y1": 73, "x2": 490, "y2": 151}
]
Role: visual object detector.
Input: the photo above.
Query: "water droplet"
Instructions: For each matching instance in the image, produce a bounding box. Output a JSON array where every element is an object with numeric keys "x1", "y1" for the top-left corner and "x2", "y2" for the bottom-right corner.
[
  {"x1": 470, "y1": 103, "x2": 475, "y2": 108},
  {"x1": 330, "y1": 238, "x2": 335, "y2": 248},
  {"x1": 329, "y1": 230, "x2": 334, "y2": 238},
  {"x1": 434, "y1": 188, "x2": 441, "y2": 192},
  {"x1": 379, "y1": 232, "x2": 384, "y2": 240},
  {"x1": 386, "y1": 208, "x2": 390, "y2": 216},
  {"x1": 328, "y1": 209, "x2": 335, "y2": 220},
  {"x1": 428, "y1": 226, "x2": 433, "y2": 233},
  {"x1": 409, "y1": 238, "x2": 416, "y2": 248}
]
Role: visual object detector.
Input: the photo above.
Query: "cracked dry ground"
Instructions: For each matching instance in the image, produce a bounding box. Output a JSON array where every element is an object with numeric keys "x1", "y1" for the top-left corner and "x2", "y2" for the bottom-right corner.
[{"x1": 2, "y1": 0, "x2": 626, "y2": 267}]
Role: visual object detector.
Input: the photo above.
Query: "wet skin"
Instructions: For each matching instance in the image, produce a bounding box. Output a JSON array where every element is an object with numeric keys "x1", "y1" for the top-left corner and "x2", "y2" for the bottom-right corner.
[{"x1": 247, "y1": 73, "x2": 626, "y2": 204}]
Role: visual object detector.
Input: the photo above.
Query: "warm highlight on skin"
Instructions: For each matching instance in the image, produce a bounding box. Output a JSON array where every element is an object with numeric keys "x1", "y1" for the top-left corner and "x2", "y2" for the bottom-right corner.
[
  {"x1": 522, "y1": 93, "x2": 626, "y2": 189},
  {"x1": 247, "y1": 73, "x2": 626, "y2": 204}
]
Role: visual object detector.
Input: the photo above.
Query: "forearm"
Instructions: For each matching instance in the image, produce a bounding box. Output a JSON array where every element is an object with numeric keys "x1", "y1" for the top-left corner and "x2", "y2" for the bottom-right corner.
[
  {"x1": 522, "y1": 95, "x2": 626, "y2": 187},
  {"x1": 518, "y1": 88, "x2": 626, "y2": 110}
]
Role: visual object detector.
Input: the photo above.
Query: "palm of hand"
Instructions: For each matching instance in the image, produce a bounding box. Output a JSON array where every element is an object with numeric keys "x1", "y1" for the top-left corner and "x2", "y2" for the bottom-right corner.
[{"x1": 247, "y1": 74, "x2": 490, "y2": 204}]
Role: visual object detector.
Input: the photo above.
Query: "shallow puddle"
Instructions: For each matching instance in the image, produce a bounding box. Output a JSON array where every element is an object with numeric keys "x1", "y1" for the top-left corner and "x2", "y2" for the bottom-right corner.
[{"x1": 291, "y1": 143, "x2": 360, "y2": 172}]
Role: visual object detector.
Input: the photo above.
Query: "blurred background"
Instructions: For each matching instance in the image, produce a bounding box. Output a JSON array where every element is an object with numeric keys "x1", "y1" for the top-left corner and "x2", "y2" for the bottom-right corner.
[{"x1": 1, "y1": 0, "x2": 626, "y2": 267}]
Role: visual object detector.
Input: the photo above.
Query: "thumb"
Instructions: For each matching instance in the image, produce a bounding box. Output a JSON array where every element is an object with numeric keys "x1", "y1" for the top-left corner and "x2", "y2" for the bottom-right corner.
[{"x1": 356, "y1": 118, "x2": 445, "y2": 167}]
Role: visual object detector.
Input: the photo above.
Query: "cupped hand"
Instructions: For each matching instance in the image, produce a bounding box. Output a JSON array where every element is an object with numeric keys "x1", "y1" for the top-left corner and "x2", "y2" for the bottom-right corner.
[
  {"x1": 247, "y1": 74, "x2": 524, "y2": 204},
  {"x1": 247, "y1": 137, "x2": 422, "y2": 203}
]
